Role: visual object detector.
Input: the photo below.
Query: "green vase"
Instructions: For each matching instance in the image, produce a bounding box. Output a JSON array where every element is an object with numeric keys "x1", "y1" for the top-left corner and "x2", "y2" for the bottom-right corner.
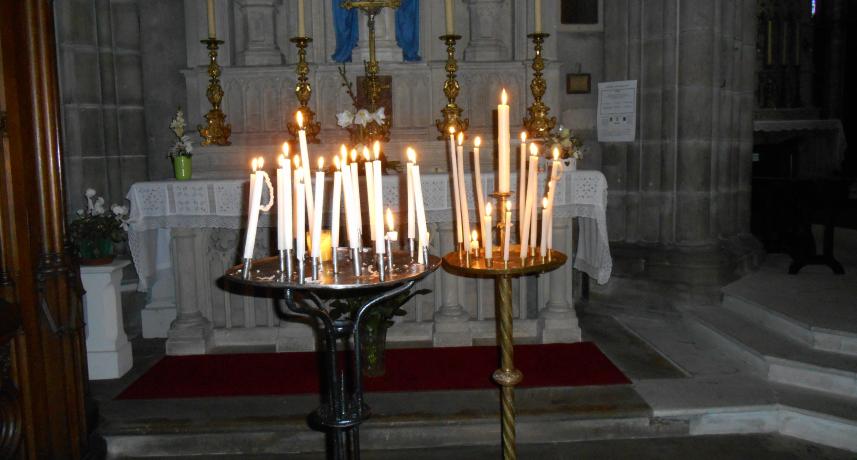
[
  {"x1": 173, "y1": 156, "x2": 192, "y2": 180},
  {"x1": 78, "y1": 238, "x2": 115, "y2": 265}
]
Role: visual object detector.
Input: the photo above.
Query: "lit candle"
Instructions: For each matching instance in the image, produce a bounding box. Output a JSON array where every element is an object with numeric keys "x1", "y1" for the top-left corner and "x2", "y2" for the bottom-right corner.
[
  {"x1": 518, "y1": 132, "x2": 527, "y2": 237},
  {"x1": 485, "y1": 203, "x2": 493, "y2": 260},
  {"x1": 386, "y1": 207, "x2": 397, "y2": 242},
  {"x1": 546, "y1": 148, "x2": 563, "y2": 250},
  {"x1": 296, "y1": 111, "x2": 314, "y2": 225},
  {"x1": 471, "y1": 229, "x2": 479, "y2": 256},
  {"x1": 444, "y1": 0, "x2": 454, "y2": 35},
  {"x1": 448, "y1": 127, "x2": 463, "y2": 245},
  {"x1": 406, "y1": 147, "x2": 416, "y2": 244},
  {"x1": 242, "y1": 158, "x2": 265, "y2": 260},
  {"x1": 534, "y1": 0, "x2": 542, "y2": 34},
  {"x1": 540, "y1": 196, "x2": 549, "y2": 258},
  {"x1": 411, "y1": 156, "x2": 428, "y2": 263},
  {"x1": 311, "y1": 157, "x2": 325, "y2": 259},
  {"x1": 503, "y1": 200, "x2": 512, "y2": 262},
  {"x1": 206, "y1": 0, "x2": 216, "y2": 39},
  {"x1": 497, "y1": 89, "x2": 511, "y2": 193},
  {"x1": 277, "y1": 144, "x2": 293, "y2": 251},
  {"x1": 372, "y1": 146, "x2": 384, "y2": 255},
  {"x1": 340, "y1": 149, "x2": 359, "y2": 249},
  {"x1": 295, "y1": 166, "x2": 306, "y2": 261},
  {"x1": 349, "y1": 149, "x2": 362, "y2": 236},
  {"x1": 298, "y1": 0, "x2": 306, "y2": 38},
  {"x1": 520, "y1": 143, "x2": 540, "y2": 259},
  {"x1": 472, "y1": 136, "x2": 486, "y2": 247},
  {"x1": 363, "y1": 147, "x2": 375, "y2": 242},
  {"x1": 331, "y1": 156, "x2": 342, "y2": 251},
  {"x1": 456, "y1": 132, "x2": 471, "y2": 252}
]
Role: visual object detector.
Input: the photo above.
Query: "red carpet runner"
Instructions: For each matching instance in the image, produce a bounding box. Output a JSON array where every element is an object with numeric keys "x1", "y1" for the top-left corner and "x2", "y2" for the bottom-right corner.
[{"x1": 117, "y1": 342, "x2": 629, "y2": 400}]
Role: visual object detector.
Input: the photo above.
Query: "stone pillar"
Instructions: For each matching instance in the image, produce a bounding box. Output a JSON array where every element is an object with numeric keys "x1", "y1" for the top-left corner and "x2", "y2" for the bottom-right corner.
[
  {"x1": 358, "y1": 7, "x2": 400, "y2": 62},
  {"x1": 82, "y1": 260, "x2": 133, "y2": 379},
  {"x1": 540, "y1": 218, "x2": 581, "y2": 342},
  {"x1": 464, "y1": 0, "x2": 507, "y2": 61},
  {"x1": 236, "y1": 0, "x2": 283, "y2": 65},
  {"x1": 433, "y1": 221, "x2": 472, "y2": 346},
  {"x1": 166, "y1": 228, "x2": 212, "y2": 355}
]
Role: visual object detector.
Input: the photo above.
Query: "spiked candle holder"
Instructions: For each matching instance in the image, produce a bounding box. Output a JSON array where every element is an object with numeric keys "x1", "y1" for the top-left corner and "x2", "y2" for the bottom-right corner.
[
  {"x1": 435, "y1": 34, "x2": 469, "y2": 138},
  {"x1": 523, "y1": 33, "x2": 556, "y2": 140},
  {"x1": 287, "y1": 36, "x2": 321, "y2": 144},
  {"x1": 197, "y1": 38, "x2": 232, "y2": 146}
]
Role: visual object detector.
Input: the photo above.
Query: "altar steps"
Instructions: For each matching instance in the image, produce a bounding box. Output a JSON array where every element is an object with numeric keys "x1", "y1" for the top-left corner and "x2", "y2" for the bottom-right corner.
[{"x1": 99, "y1": 385, "x2": 685, "y2": 458}]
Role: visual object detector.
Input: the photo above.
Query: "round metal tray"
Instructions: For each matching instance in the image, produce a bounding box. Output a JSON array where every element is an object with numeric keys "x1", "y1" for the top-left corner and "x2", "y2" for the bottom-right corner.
[{"x1": 442, "y1": 245, "x2": 567, "y2": 277}]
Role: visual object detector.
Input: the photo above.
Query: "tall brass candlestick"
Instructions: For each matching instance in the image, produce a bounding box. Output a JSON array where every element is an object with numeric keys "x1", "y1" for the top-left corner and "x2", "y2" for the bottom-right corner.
[
  {"x1": 198, "y1": 38, "x2": 232, "y2": 146},
  {"x1": 435, "y1": 34, "x2": 469, "y2": 138},
  {"x1": 287, "y1": 37, "x2": 321, "y2": 143},
  {"x1": 523, "y1": 33, "x2": 556, "y2": 140}
]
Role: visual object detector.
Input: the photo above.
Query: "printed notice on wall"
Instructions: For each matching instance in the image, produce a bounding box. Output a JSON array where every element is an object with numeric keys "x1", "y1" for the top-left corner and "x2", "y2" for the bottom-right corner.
[{"x1": 597, "y1": 80, "x2": 637, "y2": 142}]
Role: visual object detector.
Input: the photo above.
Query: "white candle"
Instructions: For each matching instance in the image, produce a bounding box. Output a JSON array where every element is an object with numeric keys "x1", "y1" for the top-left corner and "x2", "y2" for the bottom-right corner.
[
  {"x1": 248, "y1": 162, "x2": 256, "y2": 218},
  {"x1": 539, "y1": 197, "x2": 549, "y2": 257},
  {"x1": 485, "y1": 203, "x2": 493, "y2": 260},
  {"x1": 456, "y1": 132, "x2": 471, "y2": 252},
  {"x1": 207, "y1": 0, "x2": 216, "y2": 39},
  {"x1": 296, "y1": 111, "x2": 314, "y2": 225},
  {"x1": 242, "y1": 158, "x2": 265, "y2": 259},
  {"x1": 546, "y1": 148, "x2": 563, "y2": 250},
  {"x1": 311, "y1": 158, "x2": 325, "y2": 258},
  {"x1": 340, "y1": 150, "x2": 358, "y2": 249},
  {"x1": 349, "y1": 149, "x2": 362, "y2": 236},
  {"x1": 444, "y1": 0, "x2": 454, "y2": 35},
  {"x1": 331, "y1": 156, "x2": 342, "y2": 250},
  {"x1": 406, "y1": 147, "x2": 416, "y2": 241},
  {"x1": 372, "y1": 151, "x2": 384, "y2": 255},
  {"x1": 363, "y1": 147, "x2": 375, "y2": 242},
  {"x1": 448, "y1": 127, "x2": 463, "y2": 244},
  {"x1": 534, "y1": 0, "x2": 542, "y2": 34},
  {"x1": 472, "y1": 136, "x2": 486, "y2": 247},
  {"x1": 295, "y1": 168, "x2": 306, "y2": 261},
  {"x1": 497, "y1": 89, "x2": 511, "y2": 193},
  {"x1": 298, "y1": 0, "x2": 306, "y2": 37},
  {"x1": 520, "y1": 143, "x2": 539, "y2": 259},
  {"x1": 503, "y1": 200, "x2": 512, "y2": 262},
  {"x1": 277, "y1": 145, "x2": 293, "y2": 251},
  {"x1": 412, "y1": 162, "x2": 428, "y2": 262},
  {"x1": 386, "y1": 207, "x2": 397, "y2": 243},
  {"x1": 471, "y1": 229, "x2": 479, "y2": 256},
  {"x1": 518, "y1": 132, "x2": 527, "y2": 237}
]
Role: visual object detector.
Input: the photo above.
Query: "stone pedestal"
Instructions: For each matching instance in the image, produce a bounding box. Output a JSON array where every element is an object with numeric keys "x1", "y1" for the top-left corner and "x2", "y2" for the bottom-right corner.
[
  {"x1": 464, "y1": 0, "x2": 508, "y2": 61},
  {"x1": 82, "y1": 259, "x2": 133, "y2": 380},
  {"x1": 165, "y1": 228, "x2": 212, "y2": 355},
  {"x1": 540, "y1": 221, "x2": 581, "y2": 343},
  {"x1": 236, "y1": 0, "x2": 283, "y2": 65},
  {"x1": 433, "y1": 222, "x2": 473, "y2": 347}
]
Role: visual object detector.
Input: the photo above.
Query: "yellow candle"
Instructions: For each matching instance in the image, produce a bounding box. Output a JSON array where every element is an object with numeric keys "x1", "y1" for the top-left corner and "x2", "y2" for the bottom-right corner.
[
  {"x1": 534, "y1": 0, "x2": 542, "y2": 33},
  {"x1": 207, "y1": 0, "x2": 216, "y2": 39},
  {"x1": 444, "y1": 0, "x2": 454, "y2": 35},
  {"x1": 298, "y1": 0, "x2": 306, "y2": 37}
]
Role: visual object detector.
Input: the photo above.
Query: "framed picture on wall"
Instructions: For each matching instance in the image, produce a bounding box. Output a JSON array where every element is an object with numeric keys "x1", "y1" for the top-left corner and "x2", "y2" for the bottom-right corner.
[{"x1": 557, "y1": 0, "x2": 603, "y2": 32}]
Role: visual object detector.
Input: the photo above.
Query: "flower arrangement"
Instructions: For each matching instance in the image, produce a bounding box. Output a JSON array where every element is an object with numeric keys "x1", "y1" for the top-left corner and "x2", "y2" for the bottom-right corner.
[
  {"x1": 168, "y1": 107, "x2": 193, "y2": 159},
  {"x1": 543, "y1": 125, "x2": 584, "y2": 161},
  {"x1": 336, "y1": 65, "x2": 391, "y2": 149},
  {"x1": 69, "y1": 189, "x2": 129, "y2": 263}
]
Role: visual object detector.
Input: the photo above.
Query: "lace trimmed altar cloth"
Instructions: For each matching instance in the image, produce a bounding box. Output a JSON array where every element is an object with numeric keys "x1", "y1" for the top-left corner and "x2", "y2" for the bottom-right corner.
[{"x1": 127, "y1": 171, "x2": 612, "y2": 292}]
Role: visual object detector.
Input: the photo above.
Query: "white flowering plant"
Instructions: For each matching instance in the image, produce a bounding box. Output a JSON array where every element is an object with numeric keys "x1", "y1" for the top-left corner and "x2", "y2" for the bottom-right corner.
[
  {"x1": 168, "y1": 107, "x2": 193, "y2": 159},
  {"x1": 336, "y1": 65, "x2": 391, "y2": 148},
  {"x1": 69, "y1": 188, "x2": 129, "y2": 260},
  {"x1": 543, "y1": 125, "x2": 584, "y2": 160}
]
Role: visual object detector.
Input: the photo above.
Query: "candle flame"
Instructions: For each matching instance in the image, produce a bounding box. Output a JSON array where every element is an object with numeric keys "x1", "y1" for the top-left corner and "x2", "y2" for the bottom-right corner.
[
  {"x1": 501, "y1": 89, "x2": 508, "y2": 105},
  {"x1": 281, "y1": 142, "x2": 290, "y2": 156},
  {"x1": 471, "y1": 229, "x2": 478, "y2": 242},
  {"x1": 529, "y1": 143, "x2": 539, "y2": 156},
  {"x1": 296, "y1": 110, "x2": 304, "y2": 128},
  {"x1": 457, "y1": 132, "x2": 464, "y2": 146},
  {"x1": 350, "y1": 149, "x2": 358, "y2": 162},
  {"x1": 251, "y1": 158, "x2": 258, "y2": 172},
  {"x1": 505, "y1": 200, "x2": 512, "y2": 212},
  {"x1": 474, "y1": 136, "x2": 481, "y2": 147},
  {"x1": 362, "y1": 146, "x2": 370, "y2": 161},
  {"x1": 406, "y1": 147, "x2": 416, "y2": 163},
  {"x1": 520, "y1": 131, "x2": 527, "y2": 142},
  {"x1": 543, "y1": 196, "x2": 549, "y2": 209},
  {"x1": 317, "y1": 157, "x2": 324, "y2": 171},
  {"x1": 334, "y1": 155, "x2": 341, "y2": 170},
  {"x1": 293, "y1": 155, "x2": 300, "y2": 168},
  {"x1": 373, "y1": 140, "x2": 381, "y2": 160},
  {"x1": 386, "y1": 207, "x2": 394, "y2": 232},
  {"x1": 486, "y1": 202, "x2": 492, "y2": 216},
  {"x1": 552, "y1": 146, "x2": 560, "y2": 161},
  {"x1": 340, "y1": 144, "x2": 348, "y2": 161},
  {"x1": 257, "y1": 157, "x2": 265, "y2": 169},
  {"x1": 449, "y1": 126, "x2": 455, "y2": 135}
]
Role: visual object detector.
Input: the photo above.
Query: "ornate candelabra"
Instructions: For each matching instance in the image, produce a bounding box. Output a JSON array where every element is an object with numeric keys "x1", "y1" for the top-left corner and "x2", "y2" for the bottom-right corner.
[
  {"x1": 522, "y1": 33, "x2": 556, "y2": 140},
  {"x1": 197, "y1": 38, "x2": 232, "y2": 146},
  {"x1": 435, "y1": 34, "x2": 469, "y2": 138},
  {"x1": 287, "y1": 37, "x2": 321, "y2": 143}
]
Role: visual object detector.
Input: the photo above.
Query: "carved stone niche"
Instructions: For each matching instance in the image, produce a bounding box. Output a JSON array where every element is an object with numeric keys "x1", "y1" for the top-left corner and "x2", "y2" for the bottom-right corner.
[{"x1": 235, "y1": 0, "x2": 284, "y2": 66}]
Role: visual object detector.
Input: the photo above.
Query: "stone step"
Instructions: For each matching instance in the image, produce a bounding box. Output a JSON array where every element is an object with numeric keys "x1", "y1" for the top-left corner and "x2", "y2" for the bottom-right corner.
[
  {"x1": 101, "y1": 386, "x2": 684, "y2": 458},
  {"x1": 722, "y1": 292, "x2": 857, "y2": 357},
  {"x1": 686, "y1": 306, "x2": 857, "y2": 399}
]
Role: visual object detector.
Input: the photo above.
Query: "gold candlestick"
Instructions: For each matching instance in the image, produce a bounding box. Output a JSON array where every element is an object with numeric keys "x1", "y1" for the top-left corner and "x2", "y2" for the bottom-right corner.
[
  {"x1": 435, "y1": 34, "x2": 469, "y2": 138},
  {"x1": 523, "y1": 33, "x2": 556, "y2": 140},
  {"x1": 287, "y1": 37, "x2": 321, "y2": 143},
  {"x1": 197, "y1": 38, "x2": 232, "y2": 146}
]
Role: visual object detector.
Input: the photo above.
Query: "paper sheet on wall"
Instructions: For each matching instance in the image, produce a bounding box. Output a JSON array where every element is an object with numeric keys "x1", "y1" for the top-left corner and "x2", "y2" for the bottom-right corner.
[{"x1": 597, "y1": 80, "x2": 637, "y2": 142}]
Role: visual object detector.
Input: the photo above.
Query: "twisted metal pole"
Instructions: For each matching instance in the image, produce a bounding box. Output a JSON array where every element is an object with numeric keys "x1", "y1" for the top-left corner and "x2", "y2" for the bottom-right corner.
[{"x1": 492, "y1": 276, "x2": 522, "y2": 460}]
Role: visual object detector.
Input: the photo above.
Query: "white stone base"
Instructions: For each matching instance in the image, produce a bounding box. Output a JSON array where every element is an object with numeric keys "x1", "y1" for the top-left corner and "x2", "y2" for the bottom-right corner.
[
  {"x1": 88, "y1": 341, "x2": 133, "y2": 380},
  {"x1": 141, "y1": 301, "x2": 176, "y2": 338}
]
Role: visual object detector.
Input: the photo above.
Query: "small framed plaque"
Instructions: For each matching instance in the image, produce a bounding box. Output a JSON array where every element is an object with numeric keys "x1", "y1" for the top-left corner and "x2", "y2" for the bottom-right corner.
[{"x1": 566, "y1": 73, "x2": 591, "y2": 94}]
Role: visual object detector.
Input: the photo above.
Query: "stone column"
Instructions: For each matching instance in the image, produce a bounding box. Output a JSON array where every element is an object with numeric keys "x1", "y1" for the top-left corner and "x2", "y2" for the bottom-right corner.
[
  {"x1": 358, "y1": 7, "x2": 400, "y2": 62},
  {"x1": 236, "y1": 0, "x2": 283, "y2": 65},
  {"x1": 433, "y1": 221, "x2": 472, "y2": 346},
  {"x1": 464, "y1": 0, "x2": 508, "y2": 61},
  {"x1": 540, "y1": 217, "x2": 581, "y2": 343},
  {"x1": 82, "y1": 260, "x2": 133, "y2": 379},
  {"x1": 166, "y1": 228, "x2": 212, "y2": 355}
]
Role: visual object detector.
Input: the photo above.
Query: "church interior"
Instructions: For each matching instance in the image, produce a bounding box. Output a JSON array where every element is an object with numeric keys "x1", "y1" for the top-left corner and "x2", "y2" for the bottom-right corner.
[{"x1": 2, "y1": 0, "x2": 857, "y2": 458}]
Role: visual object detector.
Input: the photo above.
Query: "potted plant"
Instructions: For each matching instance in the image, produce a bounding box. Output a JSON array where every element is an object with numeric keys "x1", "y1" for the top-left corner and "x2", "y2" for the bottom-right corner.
[
  {"x1": 168, "y1": 107, "x2": 194, "y2": 180},
  {"x1": 69, "y1": 189, "x2": 129, "y2": 265},
  {"x1": 543, "y1": 125, "x2": 584, "y2": 169}
]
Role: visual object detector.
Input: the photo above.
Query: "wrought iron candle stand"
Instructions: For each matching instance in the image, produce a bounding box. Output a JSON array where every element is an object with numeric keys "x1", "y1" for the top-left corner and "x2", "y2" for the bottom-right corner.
[
  {"x1": 442, "y1": 194, "x2": 567, "y2": 460},
  {"x1": 435, "y1": 34, "x2": 469, "y2": 138},
  {"x1": 225, "y1": 247, "x2": 440, "y2": 460},
  {"x1": 523, "y1": 33, "x2": 557, "y2": 140},
  {"x1": 197, "y1": 38, "x2": 232, "y2": 146},
  {"x1": 287, "y1": 36, "x2": 321, "y2": 144}
]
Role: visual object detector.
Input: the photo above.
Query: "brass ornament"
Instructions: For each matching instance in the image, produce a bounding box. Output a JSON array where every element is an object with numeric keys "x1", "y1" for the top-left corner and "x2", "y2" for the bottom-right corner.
[
  {"x1": 435, "y1": 34, "x2": 469, "y2": 139},
  {"x1": 287, "y1": 37, "x2": 321, "y2": 143},
  {"x1": 523, "y1": 33, "x2": 556, "y2": 140},
  {"x1": 197, "y1": 38, "x2": 232, "y2": 146}
]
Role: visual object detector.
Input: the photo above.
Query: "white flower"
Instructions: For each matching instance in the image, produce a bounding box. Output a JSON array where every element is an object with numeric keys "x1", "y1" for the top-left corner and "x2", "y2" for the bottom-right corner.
[
  {"x1": 336, "y1": 110, "x2": 354, "y2": 128},
  {"x1": 85, "y1": 188, "x2": 96, "y2": 198},
  {"x1": 93, "y1": 197, "x2": 106, "y2": 216},
  {"x1": 181, "y1": 135, "x2": 193, "y2": 154},
  {"x1": 353, "y1": 109, "x2": 371, "y2": 127},
  {"x1": 111, "y1": 204, "x2": 128, "y2": 216},
  {"x1": 170, "y1": 108, "x2": 186, "y2": 138},
  {"x1": 370, "y1": 107, "x2": 386, "y2": 125},
  {"x1": 76, "y1": 209, "x2": 84, "y2": 217}
]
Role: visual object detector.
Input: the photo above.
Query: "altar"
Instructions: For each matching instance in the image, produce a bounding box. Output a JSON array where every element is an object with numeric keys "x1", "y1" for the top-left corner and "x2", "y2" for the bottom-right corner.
[{"x1": 127, "y1": 170, "x2": 611, "y2": 355}]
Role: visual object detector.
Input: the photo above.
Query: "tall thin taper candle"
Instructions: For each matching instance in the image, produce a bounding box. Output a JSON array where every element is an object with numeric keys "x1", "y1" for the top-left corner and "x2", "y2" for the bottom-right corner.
[
  {"x1": 503, "y1": 200, "x2": 512, "y2": 262},
  {"x1": 456, "y1": 132, "x2": 471, "y2": 252},
  {"x1": 295, "y1": 167, "x2": 306, "y2": 261},
  {"x1": 331, "y1": 156, "x2": 342, "y2": 251},
  {"x1": 341, "y1": 150, "x2": 358, "y2": 249},
  {"x1": 518, "y1": 132, "x2": 527, "y2": 237},
  {"x1": 364, "y1": 147, "x2": 375, "y2": 242},
  {"x1": 540, "y1": 196, "x2": 549, "y2": 257},
  {"x1": 520, "y1": 143, "x2": 539, "y2": 259},
  {"x1": 311, "y1": 158, "x2": 325, "y2": 258},
  {"x1": 296, "y1": 111, "x2": 313, "y2": 225},
  {"x1": 349, "y1": 149, "x2": 362, "y2": 236},
  {"x1": 406, "y1": 148, "x2": 416, "y2": 242},
  {"x1": 372, "y1": 150, "x2": 385, "y2": 255},
  {"x1": 472, "y1": 136, "x2": 486, "y2": 245},
  {"x1": 412, "y1": 161, "x2": 428, "y2": 263},
  {"x1": 497, "y1": 89, "x2": 511, "y2": 193},
  {"x1": 485, "y1": 203, "x2": 493, "y2": 260},
  {"x1": 448, "y1": 127, "x2": 463, "y2": 244},
  {"x1": 277, "y1": 146, "x2": 293, "y2": 251},
  {"x1": 242, "y1": 158, "x2": 265, "y2": 259}
]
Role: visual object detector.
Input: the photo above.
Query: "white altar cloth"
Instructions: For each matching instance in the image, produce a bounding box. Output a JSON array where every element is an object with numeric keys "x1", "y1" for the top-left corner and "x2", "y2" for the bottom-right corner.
[{"x1": 127, "y1": 171, "x2": 612, "y2": 291}]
